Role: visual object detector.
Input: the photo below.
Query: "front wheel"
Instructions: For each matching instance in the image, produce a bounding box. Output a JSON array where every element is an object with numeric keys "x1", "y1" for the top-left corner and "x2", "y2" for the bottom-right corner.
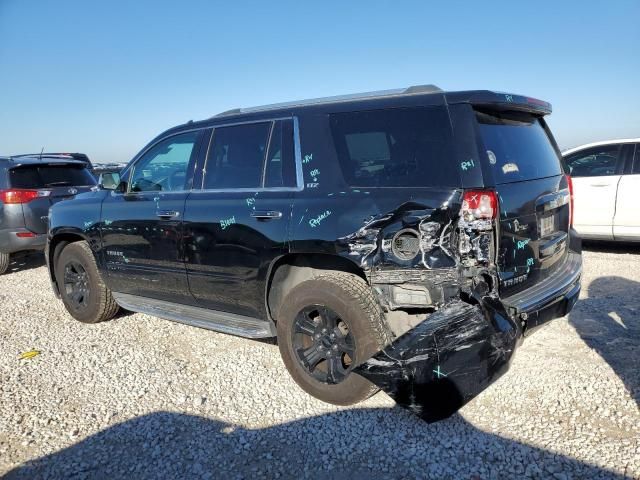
[
  {"x1": 277, "y1": 272, "x2": 391, "y2": 406},
  {"x1": 56, "y1": 241, "x2": 119, "y2": 323}
]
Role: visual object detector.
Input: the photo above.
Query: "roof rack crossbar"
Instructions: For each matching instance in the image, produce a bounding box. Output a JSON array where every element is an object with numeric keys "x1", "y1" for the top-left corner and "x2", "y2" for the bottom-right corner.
[{"x1": 213, "y1": 84, "x2": 442, "y2": 118}]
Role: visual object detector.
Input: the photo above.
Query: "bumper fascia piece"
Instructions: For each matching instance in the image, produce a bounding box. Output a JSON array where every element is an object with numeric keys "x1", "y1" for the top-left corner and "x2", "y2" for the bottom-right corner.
[
  {"x1": 0, "y1": 229, "x2": 46, "y2": 254},
  {"x1": 356, "y1": 251, "x2": 582, "y2": 423}
]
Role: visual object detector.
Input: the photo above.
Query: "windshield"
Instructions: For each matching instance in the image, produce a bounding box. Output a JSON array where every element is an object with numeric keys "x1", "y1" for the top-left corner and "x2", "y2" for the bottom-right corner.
[
  {"x1": 476, "y1": 111, "x2": 562, "y2": 184},
  {"x1": 9, "y1": 165, "x2": 97, "y2": 188}
]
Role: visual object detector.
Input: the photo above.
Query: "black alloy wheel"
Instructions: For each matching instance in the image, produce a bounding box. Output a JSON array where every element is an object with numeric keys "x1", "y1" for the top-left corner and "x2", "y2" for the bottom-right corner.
[
  {"x1": 63, "y1": 260, "x2": 91, "y2": 309},
  {"x1": 292, "y1": 305, "x2": 356, "y2": 385},
  {"x1": 56, "y1": 241, "x2": 119, "y2": 323}
]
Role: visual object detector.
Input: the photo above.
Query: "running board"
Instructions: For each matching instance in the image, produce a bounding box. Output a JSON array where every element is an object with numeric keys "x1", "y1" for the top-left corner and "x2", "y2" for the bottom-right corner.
[{"x1": 112, "y1": 293, "x2": 276, "y2": 338}]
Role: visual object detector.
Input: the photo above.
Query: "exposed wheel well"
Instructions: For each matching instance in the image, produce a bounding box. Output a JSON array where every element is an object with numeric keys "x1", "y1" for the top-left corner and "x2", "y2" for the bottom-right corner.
[
  {"x1": 48, "y1": 234, "x2": 85, "y2": 286},
  {"x1": 265, "y1": 253, "x2": 367, "y2": 323}
]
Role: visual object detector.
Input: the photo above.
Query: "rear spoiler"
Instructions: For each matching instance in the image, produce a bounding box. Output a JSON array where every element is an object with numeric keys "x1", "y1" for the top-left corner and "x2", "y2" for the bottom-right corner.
[
  {"x1": 11, "y1": 153, "x2": 92, "y2": 165},
  {"x1": 7, "y1": 159, "x2": 91, "y2": 169},
  {"x1": 446, "y1": 90, "x2": 552, "y2": 116}
]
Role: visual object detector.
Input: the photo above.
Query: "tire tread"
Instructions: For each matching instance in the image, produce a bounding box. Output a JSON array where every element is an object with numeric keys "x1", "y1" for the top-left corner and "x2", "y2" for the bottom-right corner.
[
  {"x1": 0, "y1": 252, "x2": 9, "y2": 275},
  {"x1": 58, "y1": 241, "x2": 119, "y2": 323},
  {"x1": 313, "y1": 271, "x2": 393, "y2": 348}
]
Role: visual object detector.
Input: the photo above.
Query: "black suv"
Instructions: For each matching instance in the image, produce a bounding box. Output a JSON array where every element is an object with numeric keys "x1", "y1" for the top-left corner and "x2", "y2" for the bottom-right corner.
[
  {"x1": 0, "y1": 155, "x2": 96, "y2": 274},
  {"x1": 46, "y1": 85, "x2": 582, "y2": 421}
]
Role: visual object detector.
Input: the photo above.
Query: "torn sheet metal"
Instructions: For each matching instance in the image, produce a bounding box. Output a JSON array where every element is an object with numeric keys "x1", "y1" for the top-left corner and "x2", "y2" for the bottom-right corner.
[{"x1": 355, "y1": 297, "x2": 521, "y2": 422}]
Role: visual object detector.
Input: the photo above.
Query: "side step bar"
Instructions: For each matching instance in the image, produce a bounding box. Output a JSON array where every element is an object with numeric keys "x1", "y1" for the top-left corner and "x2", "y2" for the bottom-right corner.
[{"x1": 112, "y1": 293, "x2": 276, "y2": 338}]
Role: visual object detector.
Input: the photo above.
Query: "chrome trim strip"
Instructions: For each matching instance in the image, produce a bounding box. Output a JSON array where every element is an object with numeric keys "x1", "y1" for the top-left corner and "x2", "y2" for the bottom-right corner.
[
  {"x1": 112, "y1": 292, "x2": 276, "y2": 338},
  {"x1": 293, "y1": 116, "x2": 304, "y2": 190},
  {"x1": 191, "y1": 186, "x2": 300, "y2": 194}
]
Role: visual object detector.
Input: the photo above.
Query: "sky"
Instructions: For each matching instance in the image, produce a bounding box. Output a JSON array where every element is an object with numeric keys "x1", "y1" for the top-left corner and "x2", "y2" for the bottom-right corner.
[{"x1": 1, "y1": 0, "x2": 638, "y2": 164}]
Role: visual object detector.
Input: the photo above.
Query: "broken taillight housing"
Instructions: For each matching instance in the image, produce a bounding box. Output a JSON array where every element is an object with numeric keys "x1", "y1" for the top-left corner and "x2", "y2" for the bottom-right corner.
[
  {"x1": 566, "y1": 175, "x2": 574, "y2": 227},
  {"x1": 461, "y1": 190, "x2": 498, "y2": 221},
  {"x1": 0, "y1": 189, "x2": 49, "y2": 204}
]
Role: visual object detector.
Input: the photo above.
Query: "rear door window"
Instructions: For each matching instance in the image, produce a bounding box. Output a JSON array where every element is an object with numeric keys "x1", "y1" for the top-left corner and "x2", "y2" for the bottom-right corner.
[
  {"x1": 330, "y1": 106, "x2": 458, "y2": 187},
  {"x1": 476, "y1": 111, "x2": 563, "y2": 183},
  {"x1": 9, "y1": 165, "x2": 96, "y2": 188},
  {"x1": 203, "y1": 122, "x2": 271, "y2": 189},
  {"x1": 564, "y1": 145, "x2": 622, "y2": 177},
  {"x1": 264, "y1": 119, "x2": 297, "y2": 188}
]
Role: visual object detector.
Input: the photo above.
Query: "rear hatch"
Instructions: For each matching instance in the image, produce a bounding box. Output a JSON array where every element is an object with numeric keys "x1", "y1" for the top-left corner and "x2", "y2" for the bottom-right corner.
[
  {"x1": 474, "y1": 109, "x2": 570, "y2": 297},
  {"x1": 8, "y1": 163, "x2": 97, "y2": 233}
]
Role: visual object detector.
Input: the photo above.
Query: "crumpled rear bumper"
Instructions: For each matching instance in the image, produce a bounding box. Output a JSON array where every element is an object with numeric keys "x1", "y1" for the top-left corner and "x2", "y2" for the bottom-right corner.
[
  {"x1": 355, "y1": 251, "x2": 582, "y2": 423},
  {"x1": 355, "y1": 296, "x2": 521, "y2": 422}
]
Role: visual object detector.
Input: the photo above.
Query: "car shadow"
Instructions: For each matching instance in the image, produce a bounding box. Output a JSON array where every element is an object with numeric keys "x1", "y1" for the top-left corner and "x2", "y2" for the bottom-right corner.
[
  {"x1": 3, "y1": 409, "x2": 627, "y2": 479},
  {"x1": 582, "y1": 240, "x2": 640, "y2": 254},
  {"x1": 568, "y1": 275, "x2": 640, "y2": 407},
  {"x1": 2, "y1": 252, "x2": 46, "y2": 274}
]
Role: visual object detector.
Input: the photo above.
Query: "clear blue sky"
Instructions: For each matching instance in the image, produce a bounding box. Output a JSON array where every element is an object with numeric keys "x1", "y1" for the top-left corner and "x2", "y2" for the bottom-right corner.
[{"x1": 1, "y1": 0, "x2": 638, "y2": 164}]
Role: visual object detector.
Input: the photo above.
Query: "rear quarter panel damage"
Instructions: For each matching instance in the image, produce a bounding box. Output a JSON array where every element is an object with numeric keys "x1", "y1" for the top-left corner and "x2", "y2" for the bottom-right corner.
[{"x1": 290, "y1": 184, "x2": 516, "y2": 421}]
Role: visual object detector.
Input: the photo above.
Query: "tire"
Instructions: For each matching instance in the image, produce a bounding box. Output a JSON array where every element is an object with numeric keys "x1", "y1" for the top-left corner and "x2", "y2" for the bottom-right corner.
[
  {"x1": 277, "y1": 271, "x2": 391, "y2": 406},
  {"x1": 56, "y1": 241, "x2": 119, "y2": 323},
  {"x1": 0, "y1": 252, "x2": 9, "y2": 275}
]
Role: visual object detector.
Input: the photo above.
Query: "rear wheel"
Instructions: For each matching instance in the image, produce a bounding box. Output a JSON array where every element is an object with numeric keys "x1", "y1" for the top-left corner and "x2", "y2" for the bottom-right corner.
[
  {"x1": 277, "y1": 271, "x2": 391, "y2": 405},
  {"x1": 56, "y1": 241, "x2": 119, "y2": 323},
  {"x1": 0, "y1": 252, "x2": 9, "y2": 275}
]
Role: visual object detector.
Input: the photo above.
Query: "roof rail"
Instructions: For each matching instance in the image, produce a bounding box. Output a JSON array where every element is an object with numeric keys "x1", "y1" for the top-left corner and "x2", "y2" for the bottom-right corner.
[{"x1": 213, "y1": 84, "x2": 442, "y2": 118}]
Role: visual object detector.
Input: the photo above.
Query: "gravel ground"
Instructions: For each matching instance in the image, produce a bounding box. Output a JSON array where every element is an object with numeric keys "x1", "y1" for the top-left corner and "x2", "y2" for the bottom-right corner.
[{"x1": 0, "y1": 245, "x2": 638, "y2": 479}]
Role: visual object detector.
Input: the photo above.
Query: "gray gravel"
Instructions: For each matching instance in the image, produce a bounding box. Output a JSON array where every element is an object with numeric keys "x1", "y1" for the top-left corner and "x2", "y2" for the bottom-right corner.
[{"x1": 1, "y1": 245, "x2": 639, "y2": 479}]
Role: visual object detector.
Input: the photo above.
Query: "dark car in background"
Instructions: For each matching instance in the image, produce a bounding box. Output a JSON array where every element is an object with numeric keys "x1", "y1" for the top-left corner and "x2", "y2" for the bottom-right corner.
[
  {"x1": 0, "y1": 155, "x2": 96, "y2": 274},
  {"x1": 45, "y1": 85, "x2": 582, "y2": 422}
]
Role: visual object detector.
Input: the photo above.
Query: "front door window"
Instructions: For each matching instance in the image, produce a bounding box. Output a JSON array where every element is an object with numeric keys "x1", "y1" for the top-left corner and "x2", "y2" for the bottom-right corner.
[{"x1": 129, "y1": 132, "x2": 199, "y2": 192}]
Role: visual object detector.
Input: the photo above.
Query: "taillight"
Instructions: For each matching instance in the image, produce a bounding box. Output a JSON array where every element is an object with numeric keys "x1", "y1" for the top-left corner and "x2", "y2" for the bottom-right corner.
[
  {"x1": 0, "y1": 189, "x2": 49, "y2": 204},
  {"x1": 461, "y1": 190, "x2": 498, "y2": 221},
  {"x1": 15, "y1": 232, "x2": 36, "y2": 238},
  {"x1": 566, "y1": 175, "x2": 574, "y2": 227}
]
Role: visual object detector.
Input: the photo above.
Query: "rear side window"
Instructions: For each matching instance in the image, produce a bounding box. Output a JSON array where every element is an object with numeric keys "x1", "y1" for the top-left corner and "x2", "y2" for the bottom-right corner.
[
  {"x1": 477, "y1": 111, "x2": 562, "y2": 184},
  {"x1": 204, "y1": 122, "x2": 271, "y2": 189},
  {"x1": 330, "y1": 107, "x2": 457, "y2": 187},
  {"x1": 9, "y1": 165, "x2": 96, "y2": 188},
  {"x1": 564, "y1": 145, "x2": 622, "y2": 177}
]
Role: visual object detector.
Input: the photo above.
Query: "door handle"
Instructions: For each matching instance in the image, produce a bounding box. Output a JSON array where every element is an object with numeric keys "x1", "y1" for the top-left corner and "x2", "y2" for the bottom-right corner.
[
  {"x1": 589, "y1": 183, "x2": 610, "y2": 187},
  {"x1": 156, "y1": 210, "x2": 180, "y2": 219},
  {"x1": 250, "y1": 210, "x2": 283, "y2": 220}
]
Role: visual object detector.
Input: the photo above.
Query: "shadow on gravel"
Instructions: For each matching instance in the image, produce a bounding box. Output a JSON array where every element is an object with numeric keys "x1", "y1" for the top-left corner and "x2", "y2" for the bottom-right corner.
[
  {"x1": 582, "y1": 240, "x2": 640, "y2": 255},
  {"x1": 569, "y1": 276, "x2": 640, "y2": 407},
  {"x1": 4, "y1": 409, "x2": 626, "y2": 479},
  {"x1": 3, "y1": 253, "x2": 45, "y2": 275}
]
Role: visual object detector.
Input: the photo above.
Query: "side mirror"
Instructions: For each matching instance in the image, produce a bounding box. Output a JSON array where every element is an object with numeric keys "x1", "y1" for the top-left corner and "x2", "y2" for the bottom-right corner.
[{"x1": 99, "y1": 172, "x2": 124, "y2": 192}]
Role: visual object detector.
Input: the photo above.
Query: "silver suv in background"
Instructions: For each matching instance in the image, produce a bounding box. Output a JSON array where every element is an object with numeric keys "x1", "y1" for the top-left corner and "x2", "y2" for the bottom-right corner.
[{"x1": 0, "y1": 155, "x2": 97, "y2": 274}]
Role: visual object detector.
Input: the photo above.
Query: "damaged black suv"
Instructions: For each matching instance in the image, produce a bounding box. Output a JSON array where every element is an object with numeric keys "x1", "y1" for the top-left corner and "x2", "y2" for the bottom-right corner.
[{"x1": 46, "y1": 85, "x2": 582, "y2": 422}]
